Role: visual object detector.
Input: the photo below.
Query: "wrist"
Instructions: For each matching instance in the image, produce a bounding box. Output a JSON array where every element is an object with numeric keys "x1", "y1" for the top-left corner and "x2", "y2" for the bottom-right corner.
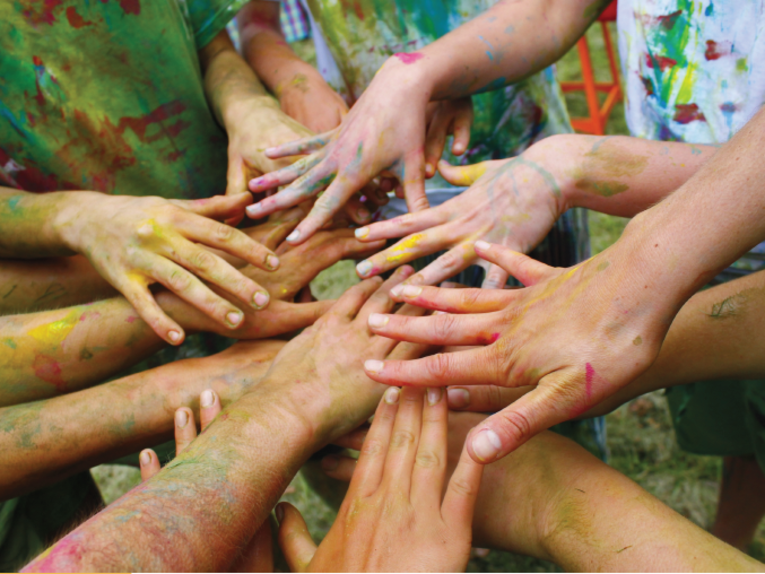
[
  {"x1": 521, "y1": 134, "x2": 581, "y2": 213},
  {"x1": 221, "y1": 93, "x2": 280, "y2": 133},
  {"x1": 47, "y1": 192, "x2": 96, "y2": 254},
  {"x1": 378, "y1": 55, "x2": 437, "y2": 103}
]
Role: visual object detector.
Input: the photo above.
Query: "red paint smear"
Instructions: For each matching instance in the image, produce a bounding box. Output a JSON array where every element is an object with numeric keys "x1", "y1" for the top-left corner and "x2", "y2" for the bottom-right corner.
[
  {"x1": 65, "y1": 6, "x2": 92, "y2": 28},
  {"x1": 125, "y1": 316, "x2": 137, "y2": 323},
  {"x1": 640, "y1": 76, "x2": 654, "y2": 96},
  {"x1": 478, "y1": 332, "x2": 501, "y2": 345},
  {"x1": 585, "y1": 362, "x2": 595, "y2": 399},
  {"x1": 645, "y1": 53, "x2": 677, "y2": 71},
  {"x1": 674, "y1": 103, "x2": 706, "y2": 124},
  {"x1": 705, "y1": 40, "x2": 732, "y2": 61},
  {"x1": 34, "y1": 354, "x2": 67, "y2": 391},
  {"x1": 21, "y1": 0, "x2": 64, "y2": 26},
  {"x1": 657, "y1": 9, "x2": 682, "y2": 30},
  {"x1": 119, "y1": 0, "x2": 140, "y2": 15},
  {"x1": 394, "y1": 52, "x2": 424, "y2": 65}
]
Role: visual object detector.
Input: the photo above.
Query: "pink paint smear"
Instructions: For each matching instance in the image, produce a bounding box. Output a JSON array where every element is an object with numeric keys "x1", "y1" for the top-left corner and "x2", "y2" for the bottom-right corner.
[{"x1": 394, "y1": 52, "x2": 424, "y2": 65}]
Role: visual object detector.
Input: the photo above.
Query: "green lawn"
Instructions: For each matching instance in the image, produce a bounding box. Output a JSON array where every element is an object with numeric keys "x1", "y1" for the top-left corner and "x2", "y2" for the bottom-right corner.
[{"x1": 91, "y1": 21, "x2": 765, "y2": 571}]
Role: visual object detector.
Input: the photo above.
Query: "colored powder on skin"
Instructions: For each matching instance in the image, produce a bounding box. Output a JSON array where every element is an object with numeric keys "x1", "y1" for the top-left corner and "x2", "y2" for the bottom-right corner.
[
  {"x1": 585, "y1": 362, "x2": 595, "y2": 399},
  {"x1": 448, "y1": 162, "x2": 488, "y2": 186},
  {"x1": 394, "y1": 52, "x2": 424, "y2": 65},
  {"x1": 386, "y1": 233, "x2": 425, "y2": 263},
  {"x1": 27, "y1": 309, "x2": 80, "y2": 347}
]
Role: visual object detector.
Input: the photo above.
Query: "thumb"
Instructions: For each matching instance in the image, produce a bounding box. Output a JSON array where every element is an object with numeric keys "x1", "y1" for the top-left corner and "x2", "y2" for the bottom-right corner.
[
  {"x1": 446, "y1": 385, "x2": 532, "y2": 412},
  {"x1": 436, "y1": 160, "x2": 489, "y2": 186},
  {"x1": 276, "y1": 502, "x2": 317, "y2": 573},
  {"x1": 474, "y1": 242, "x2": 554, "y2": 287},
  {"x1": 226, "y1": 153, "x2": 250, "y2": 197}
]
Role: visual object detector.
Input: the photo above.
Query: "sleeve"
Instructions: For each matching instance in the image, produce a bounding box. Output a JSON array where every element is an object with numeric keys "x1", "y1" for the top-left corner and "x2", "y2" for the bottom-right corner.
[{"x1": 186, "y1": 0, "x2": 251, "y2": 49}]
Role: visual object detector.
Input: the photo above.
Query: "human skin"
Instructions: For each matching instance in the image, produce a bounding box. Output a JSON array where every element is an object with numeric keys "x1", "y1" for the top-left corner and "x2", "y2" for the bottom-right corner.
[
  {"x1": 363, "y1": 109, "x2": 765, "y2": 464},
  {"x1": 0, "y1": 339, "x2": 284, "y2": 500},
  {"x1": 244, "y1": 0, "x2": 606, "y2": 244},
  {"x1": 0, "y1": 227, "x2": 380, "y2": 405},
  {"x1": 353, "y1": 135, "x2": 718, "y2": 288},
  {"x1": 276, "y1": 386, "x2": 484, "y2": 572},
  {"x1": 324, "y1": 412, "x2": 763, "y2": 572},
  {"x1": 22, "y1": 269, "x2": 428, "y2": 572},
  {"x1": 444, "y1": 267, "x2": 765, "y2": 417}
]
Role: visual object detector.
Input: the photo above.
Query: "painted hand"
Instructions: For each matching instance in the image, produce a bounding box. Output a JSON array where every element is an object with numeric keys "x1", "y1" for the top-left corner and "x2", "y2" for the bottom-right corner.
[
  {"x1": 423, "y1": 96, "x2": 473, "y2": 177},
  {"x1": 55, "y1": 192, "x2": 279, "y2": 345},
  {"x1": 276, "y1": 386, "x2": 483, "y2": 572},
  {"x1": 277, "y1": 73, "x2": 349, "y2": 135},
  {"x1": 354, "y1": 144, "x2": 567, "y2": 288},
  {"x1": 246, "y1": 55, "x2": 434, "y2": 244},
  {"x1": 363, "y1": 242, "x2": 666, "y2": 463}
]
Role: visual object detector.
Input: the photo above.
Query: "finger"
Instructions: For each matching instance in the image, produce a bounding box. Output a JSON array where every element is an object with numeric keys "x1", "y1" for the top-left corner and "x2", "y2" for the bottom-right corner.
[
  {"x1": 353, "y1": 208, "x2": 447, "y2": 243},
  {"x1": 326, "y1": 276, "x2": 383, "y2": 320},
  {"x1": 265, "y1": 130, "x2": 335, "y2": 159},
  {"x1": 424, "y1": 109, "x2": 450, "y2": 178},
  {"x1": 447, "y1": 385, "x2": 532, "y2": 412},
  {"x1": 355, "y1": 227, "x2": 455, "y2": 279},
  {"x1": 474, "y1": 241, "x2": 554, "y2": 286},
  {"x1": 199, "y1": 389, "x2": 221, "y2": 430},
  {"x1": 395, "y1": 241, "x2": 477, "y2": 287},
  {"x1": 364, "y1": 346, "x2": 502, "y2": 388},
  {"x1": 287, "y1": 173, "x2": 361, "y2": 245},
  {"x1": 174, "y1": 407, "x2": 197, "y2": 455},
  {"x1": 175, "y1": 193, "x2": 253, "y2": 220},
  {"x1": 178, "y1": 217, "x2": 280, "y2": 274},
  {"x1": 248, "y1": 153, "x2": 324, "y2": 193},
  {"x1": 118, "y1": 279, "x2": 185, "y2": 345},
  {"x1": 343, "y1": 194, "x2": 374, "y2": 226},
  {"x1": 139, "y1": 449, "x2": 161, "y2": 482},
  {"x1": 331, "y1": 425, "x2": 369, "y2": 451},
  {"x1": 348, "y1": 387, "x2": 400, "y2": 498},
  {"x1": 410, "y1": 387, "x2": 448, "y2": 511},
  {"x1": 467, "y1": 379, "x2": 575, "y2": 463},
  {"x1": 450, "y1": 100, "x2": 473, "y2": 156},
  {"x1": 226, "y1": 155, "x2": 249, "y2": 197},
  {"x1": 321, "y1": 454, "x2": 357, "y2": 482},
  {"x1": 391, "y1": 284, "x2": 515, "y2": 313},
  {"x1": 371, "y1": 302, "x2": 431, "y2": 359},
  {"x1": 247, "y1": 161, "x2": 332, "y2": 220},
  {"x1": 234, "y1": 520, "x2": 274, "y2": 573},
  {"x1": 401, "y1": 153, "x2": 429, "y2": 213},
  {"x1": 167, "y1": 240, "x2": 272, "y2": 311},
  {"x1": 481, "y1": 263, "x2": 510, "y2": 290},
  {"x1": 380, "y1": 386, "x2": 425, "y2": 497},
  {"x1": 441, "y1": 437, "x2": 484, "y2": 525},
  {"x1": 253, "y1": 299, "x2": 333, "y2": 336},
  {"x1": 276, "y1": 502, "x2": 317, "y2": 573},
  {"x1": 367, "y1": 310, "x2": 502, "y2": 346},
  {"x1": 360, "y1": 183, "x2": 390, "y2": 208},
  {"x1": 437, "y1": 160, "x2": 490, "y2": 187},
  {"x1": 356, "y1": 265, "x2": 415, "y2": 323}
]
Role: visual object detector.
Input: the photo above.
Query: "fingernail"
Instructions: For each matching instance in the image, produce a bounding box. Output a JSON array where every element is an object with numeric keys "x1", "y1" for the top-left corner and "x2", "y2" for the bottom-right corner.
[
  {"x1": 357, "y1": 207, "x2": 370, "y2": 220},
  {"x1": 475, "y1": 240, "x2": 491, "y2": 251},
  {"x1": 286, "y1": 230, "x2": 301, "y2": 243},
  {"x1": 267, "y1": 255, "x2": 280, "y2": 270},
  {"x1": 355, "y1": 226, "x2": 370, "y2": 239},
  {"x1": 441, "y1": 281, "x2": 457, "y2": 289},
  {"x1": 447, "y1": 388, "x2": 470, "y2": 409},
  {"x1": 139, "y1": 450, "x2": 151, "y2": 466},
  {"x1": 472, "y1": 428, "x2": 502, "y2": 462},
  {"x1": 275, "y1": 503, "x2": 284, "y2": 524},
  {"x1": 427, "y1": 387, "x2": 442, "y2": 406},
  {"x1": 201, "y1": 389, "x2": 215, "y2": 408},
  {"x1": 227, "y1": 311, "x2": 243, "y2": 327},
  {"x1": 454, "y1": 143, "x2": 465, "y2": 154},
  {"x1": 246, "y1": 203, "x2": 262, "y2": 216},
  {"x1": 356, "y1": 260, "x2": 373, "y2": 277},
  {"x1": 168, "y1": 330, "x2": 182, "y2": 344},
  {"x1": 425, "y1": 163, "x2": 434, "y2": 176},
  {"x1": 253, "y1": 291, "x2": 269, "y2": 308},
  {"x1": 365, "y1": 359, "x2": 384, "y2": 374},
  {"x1": 390, "y1": 284, "x2": 404, "y2": 298},
  {"x1": 321, "y1": 455, "x2": 339, "y2": 471},
  {"x1": 175, "y1": 409, "x2": 189, "y2": 429},
  {"x1": 368, "y1": 313, "x2": 389, "y2": 329},
  {"x1": 402, "y1": 285, "x2": 422, "y2": 298},
  {"x1": 384, "y1": 387, "x2": 400, "y2": 404}
]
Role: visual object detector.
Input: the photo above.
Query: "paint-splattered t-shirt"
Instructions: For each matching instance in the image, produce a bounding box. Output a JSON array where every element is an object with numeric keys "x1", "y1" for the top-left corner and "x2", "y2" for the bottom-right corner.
[
  {"x1": 619, "y1": 0, "x2": 765, "y2": 143},
  {"x1": 303, "y1": 0, "x2": 573, "y2": 183},
  {"x1": 0, "y1": 0, "x2": 246, "y2": 199}
]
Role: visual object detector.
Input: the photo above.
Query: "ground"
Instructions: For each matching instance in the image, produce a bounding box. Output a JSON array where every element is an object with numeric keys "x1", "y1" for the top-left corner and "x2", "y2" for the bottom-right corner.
[{"x1": 90, "y1": 23, "x2": 765, "y2": 570}]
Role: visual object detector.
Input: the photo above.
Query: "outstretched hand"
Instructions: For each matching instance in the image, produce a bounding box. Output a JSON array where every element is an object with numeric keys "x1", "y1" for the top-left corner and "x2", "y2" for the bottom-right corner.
[
  {"x1": 362, "y1": 241, "x2": 666, "y2": 463},
  {"x1": 276, "y1": 386, "x2": 482, "y2": 572}
]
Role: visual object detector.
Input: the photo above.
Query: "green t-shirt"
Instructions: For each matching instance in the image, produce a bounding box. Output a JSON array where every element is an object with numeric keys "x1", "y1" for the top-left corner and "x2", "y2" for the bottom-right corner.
[{"x1": 0, "y1": 0, "x2": 246, "y2": 199}]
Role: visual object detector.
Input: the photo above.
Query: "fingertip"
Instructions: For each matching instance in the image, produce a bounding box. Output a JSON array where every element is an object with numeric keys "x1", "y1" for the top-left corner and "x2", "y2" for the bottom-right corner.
[
  {"x1": 139, "y1": 449, "x2": 153, "y2": 467},
  {"x1": 474, "y1": 240, "x2": 493, "y2": 253},
  {"x1": 447, "y1": 387, "x2": 470, "y2": 409},
  {"x1": 246, "y1": 203, "x2": 263, "y2": 218},
  {"x1": 200, "y1": 389, "x2": 216, "y2": 409},
  {"x1": 468, "y1": 427, "x2": 503, "y2": 464},
  {"x1": 167, "y1": 329, "x2": 184, "y2": 346}
]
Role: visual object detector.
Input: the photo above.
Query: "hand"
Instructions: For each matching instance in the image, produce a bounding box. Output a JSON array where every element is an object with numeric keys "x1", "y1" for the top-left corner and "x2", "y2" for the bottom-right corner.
[
  {"x1": 353, "y1": 139, "x2": 567, "y2": 288},
  {"x1": 363, "y1": 241, "x2": 666, "y2": 463},
  {"x1": 277, "y1": 72, "x2": 349, "y2": 135},
  {"x1": 276, "y1": 386, "x2": 483, "y2": 572},
  {"x1": 246, "y1": 56, "x2": 434, "y2": 244},
  {"x1": 256, "y1": 266, "x2": 430, "y2": 443},
  {"x1": 423, "y1": 96, "x2": 473, "y2": 177},
  {"x1": 54, "y1": 192, "x2": 279, "y2": 345}
]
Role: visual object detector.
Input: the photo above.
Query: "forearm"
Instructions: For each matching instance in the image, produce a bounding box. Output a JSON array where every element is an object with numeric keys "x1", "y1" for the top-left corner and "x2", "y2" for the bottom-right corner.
[
  {"x1": 0, "y1": 255, "x2": 116, "y2": 314},
  {"x1": 23, "y1": 382, "x2": 315, "y2": 572},
  {"x1": 391, "y1": 0, "x2": 602, "y2": 101},
  {"x1": 0, "y1": 342, "x2": 282, "y2": 500}
]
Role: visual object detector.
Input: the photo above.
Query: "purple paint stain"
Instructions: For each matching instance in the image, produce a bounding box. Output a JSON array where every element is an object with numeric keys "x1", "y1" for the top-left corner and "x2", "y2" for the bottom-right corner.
[
  {"x1": 585, "y1": 362, "x2": 595, "y2": 399},
  {"x1": 394, "y1": 52, "x2": 424, "y2": 65}
]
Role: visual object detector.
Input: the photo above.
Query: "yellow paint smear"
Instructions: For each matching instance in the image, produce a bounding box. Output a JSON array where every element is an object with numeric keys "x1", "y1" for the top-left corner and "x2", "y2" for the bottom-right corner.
[{"x1": 27, "y1": 309, "x2": 79, "y2": 347}]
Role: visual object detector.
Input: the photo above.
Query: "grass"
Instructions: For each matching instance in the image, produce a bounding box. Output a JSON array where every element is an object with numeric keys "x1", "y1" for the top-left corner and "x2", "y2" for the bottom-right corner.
[{"x1": 90, "y1": 20, "x2": 765, "y2": 571}]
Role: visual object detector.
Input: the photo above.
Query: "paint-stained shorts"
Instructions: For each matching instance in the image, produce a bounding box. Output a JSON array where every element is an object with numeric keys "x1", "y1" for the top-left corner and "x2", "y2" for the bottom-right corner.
[{"x1": 667, "y1": 379, "x2": 765, "y2": 471}]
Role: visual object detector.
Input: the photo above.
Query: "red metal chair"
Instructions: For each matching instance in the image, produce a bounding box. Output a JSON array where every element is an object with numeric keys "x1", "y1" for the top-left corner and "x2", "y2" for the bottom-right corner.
[{"x1": 560, "y1": 1, "x2": 621, "y2": 135}]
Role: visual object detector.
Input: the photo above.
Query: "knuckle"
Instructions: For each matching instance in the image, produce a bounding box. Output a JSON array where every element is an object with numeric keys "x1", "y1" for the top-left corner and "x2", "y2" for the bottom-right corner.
[
  {"x1": 425, "y1": 353, "x2": 451, "y2": 379},
  {"x1": 497, "y1": 409, "x2": 532, "y2": 444},
  {"x1": 414, "y1": 449, "x2": 441, "y2": 470},
  {"x1": 212, "y1": 223, "x2": 235, "y2": 242},
  {"x1": 189, "y1": 249, "x2": 217, "y2": 274},
  {"x1": 432, "y1": 314, "x2": 457, "y2": 342},
  {"x1": 437, "y1": 250, "x2": 462, "y2": 274},
  {"x1": 360, "y1": 438, "x2": 385, "y2": 458},
  {"x1": 167, "y1": 269, "x2": 193, "y2": 293},
  {"x1": 389, "y1": 429, "x2": 416, "y2": 450},
  {"x1": 449, "y1": 476, "x2": 477, "y2": 499}
]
